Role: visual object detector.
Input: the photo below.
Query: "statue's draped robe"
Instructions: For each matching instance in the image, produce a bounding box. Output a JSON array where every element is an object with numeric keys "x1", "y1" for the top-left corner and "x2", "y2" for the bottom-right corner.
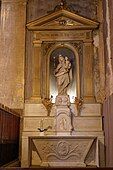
[{"x1": 55, "y1": 62, "x2": 70, "y2": 95}]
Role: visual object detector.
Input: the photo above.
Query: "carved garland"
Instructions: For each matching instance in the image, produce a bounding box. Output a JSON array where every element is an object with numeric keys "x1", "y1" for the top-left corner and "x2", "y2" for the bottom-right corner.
[
  {"x1": 70, "y1": 41, "x2": 83, "y2": 59},
  {"x1": 42, "y1": 41, "x2": 83, "y2": 58},
  {"x1": 42, "y1": 42, "x2": 56, "y2": 56}
]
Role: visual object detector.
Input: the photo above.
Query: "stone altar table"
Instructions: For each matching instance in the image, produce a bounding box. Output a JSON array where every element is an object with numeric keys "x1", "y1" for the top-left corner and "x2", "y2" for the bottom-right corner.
[{"x1": 29, "y1": 136, "x2": 99, "y2": 167}]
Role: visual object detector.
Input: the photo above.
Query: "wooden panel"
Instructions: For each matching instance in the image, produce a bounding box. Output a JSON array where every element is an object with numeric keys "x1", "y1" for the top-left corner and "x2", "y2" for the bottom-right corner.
[
  {"x1": 0, "y1": 111, "x2": 20, "y2": 142},
  {"x1": 0, "y1": 110, "x2": 2, "y2": 140},
  {"x1": 0, "y1": 107, "x2": 20, "y2": 166},
  {"x1": 0, "y1": 143, "x2": 19, "y2": 166},
  {"x1": 2, "y1": 112, "x2": 11, "y2": 141}
]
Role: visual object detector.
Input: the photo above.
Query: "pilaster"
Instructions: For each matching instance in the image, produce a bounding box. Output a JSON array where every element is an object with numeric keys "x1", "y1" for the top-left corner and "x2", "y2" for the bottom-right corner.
[
  {"x1": 0, "y1": 0, "x2": 27, "y2": 108},
  {"x1": 29, "y1": 40, "x2": 42, "y2": 103},
  {"x1": 83, "y1": 41, "x2": 95, "y2": 103}
]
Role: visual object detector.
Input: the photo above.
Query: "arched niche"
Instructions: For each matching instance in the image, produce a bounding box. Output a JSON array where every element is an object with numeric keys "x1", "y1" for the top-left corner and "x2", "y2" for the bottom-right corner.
[
  {"x1": 26, "y1": 7, "x2": 99, "y2": 103},
  {"x1": 46, "y1": 43, "x2": 80, "y2": 103}
]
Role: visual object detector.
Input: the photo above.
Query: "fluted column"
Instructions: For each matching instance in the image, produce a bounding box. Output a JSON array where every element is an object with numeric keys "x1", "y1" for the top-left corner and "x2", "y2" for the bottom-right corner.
[{"x1": 0, "y1": 0, "x2": 27, "y2": 109}]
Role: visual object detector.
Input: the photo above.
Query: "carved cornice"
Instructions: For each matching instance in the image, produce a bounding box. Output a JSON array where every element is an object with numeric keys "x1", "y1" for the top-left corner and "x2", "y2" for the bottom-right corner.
[{"x1": 27, "y1": 9, "x2": 99, "y2": 31}]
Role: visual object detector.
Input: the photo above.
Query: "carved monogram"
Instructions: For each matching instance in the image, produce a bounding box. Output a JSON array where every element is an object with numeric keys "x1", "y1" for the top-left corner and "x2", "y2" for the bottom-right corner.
[{"x1": 42, "y1": 17, "x2": 84, "y2": 27}]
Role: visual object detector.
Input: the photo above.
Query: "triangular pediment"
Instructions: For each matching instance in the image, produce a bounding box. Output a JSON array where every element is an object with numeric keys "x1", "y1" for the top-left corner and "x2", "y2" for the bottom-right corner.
[{"x1": 27, "y1": 9, "x2": 99, "y2": 30}]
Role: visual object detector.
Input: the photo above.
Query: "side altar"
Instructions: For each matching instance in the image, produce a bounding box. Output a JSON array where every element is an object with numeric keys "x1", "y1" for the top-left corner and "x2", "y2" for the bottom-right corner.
[{"x1": 21, "y1": 1, "x2": 105, "y2": 168}]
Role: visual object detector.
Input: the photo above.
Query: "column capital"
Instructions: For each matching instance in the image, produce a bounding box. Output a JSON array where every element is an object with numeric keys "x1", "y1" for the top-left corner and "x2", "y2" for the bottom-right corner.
[{"x1": 33, "y1": 40, "x2": 42, "y2": 47}]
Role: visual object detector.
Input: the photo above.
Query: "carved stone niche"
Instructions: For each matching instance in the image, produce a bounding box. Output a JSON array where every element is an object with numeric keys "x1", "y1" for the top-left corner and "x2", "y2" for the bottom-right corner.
[{"x1": 26, "y1": 8, "x2": 99, "y2": 104}]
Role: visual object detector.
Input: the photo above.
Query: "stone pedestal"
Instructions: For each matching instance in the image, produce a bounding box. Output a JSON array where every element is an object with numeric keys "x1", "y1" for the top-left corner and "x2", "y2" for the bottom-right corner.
[{"x1": 55, "y1": 95, "x2": 72, "y2": 135}]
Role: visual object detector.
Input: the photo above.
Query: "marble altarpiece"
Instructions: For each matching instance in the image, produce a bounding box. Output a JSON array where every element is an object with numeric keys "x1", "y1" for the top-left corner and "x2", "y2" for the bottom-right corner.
[{"x1": 21, "y1": 1, "x2": 105, "y2": 168}]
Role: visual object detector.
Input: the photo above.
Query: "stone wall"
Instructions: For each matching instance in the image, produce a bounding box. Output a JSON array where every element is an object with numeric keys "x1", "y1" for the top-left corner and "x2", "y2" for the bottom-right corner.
[
  {"x1": 0, "y1": 0, "x2": 27, "y2": 109},
  {"x1": 103, "y1": 0, "x2": 113, "y2": 167},
  {"x1": 103, "y1": 0, "x2": 113, "y2": 97},
  {"x1": 27, "y1": 0, "x2": 98, "y2": 22},
  {"x1": 103, "y1": 94, "x2": 113, "y2": 167}
]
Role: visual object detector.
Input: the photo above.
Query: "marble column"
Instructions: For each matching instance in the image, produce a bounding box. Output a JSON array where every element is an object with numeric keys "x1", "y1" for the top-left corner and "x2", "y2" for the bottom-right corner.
[
  {"x1": 0, "y1": 0, "x2": 27, "y2": 109},
  {"x1": 83, "y1": 41, "x2": 95, "y2": 103}
]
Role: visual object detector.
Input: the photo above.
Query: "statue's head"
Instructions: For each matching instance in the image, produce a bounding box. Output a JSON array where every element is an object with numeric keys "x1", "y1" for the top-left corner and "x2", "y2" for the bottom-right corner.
[
  {"x1": 65, "y1": 56, "x2": 68, "y2": 60},
  {"x1": 58, "y1": 54, "x2": 64, "y2": 62}
]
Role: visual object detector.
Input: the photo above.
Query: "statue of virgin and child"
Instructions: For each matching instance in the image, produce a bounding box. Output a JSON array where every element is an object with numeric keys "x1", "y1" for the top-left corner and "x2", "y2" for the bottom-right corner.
[{"x1": 54, "y1": 54, "x2": 72, "y2": 95}]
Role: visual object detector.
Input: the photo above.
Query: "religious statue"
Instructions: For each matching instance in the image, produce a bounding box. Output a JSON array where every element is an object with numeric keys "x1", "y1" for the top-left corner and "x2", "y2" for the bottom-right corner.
[{"x1": 54, "y1": 54, "x2": 72, "y2": 95}]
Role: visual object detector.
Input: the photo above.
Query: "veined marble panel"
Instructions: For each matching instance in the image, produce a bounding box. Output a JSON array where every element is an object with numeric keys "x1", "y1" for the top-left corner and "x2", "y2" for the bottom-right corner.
[
  {"x1": 80, "y1": 104, "x2": 101, "y2": 116},
  {"x1": 23, "y1": 117, "x2": 54, "y2": 132},
  {"x1": 24, "y1": 104, "x2": 48, "y2": 116},
  {"x1": 73, "y1": 116, "x2": 102, "y2": 131},
  {"x1": 23, "y1": 116, "x2": 102, "y2": 132}
]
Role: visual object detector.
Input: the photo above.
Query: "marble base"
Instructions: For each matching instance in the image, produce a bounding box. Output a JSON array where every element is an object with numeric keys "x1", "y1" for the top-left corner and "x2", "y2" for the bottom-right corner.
[
  {"x1": 55, "y1": 95, "x2": 72, "y2": 135},
  {"x1": 21, "y1": 102, "x2": 105, "y2": 167}
]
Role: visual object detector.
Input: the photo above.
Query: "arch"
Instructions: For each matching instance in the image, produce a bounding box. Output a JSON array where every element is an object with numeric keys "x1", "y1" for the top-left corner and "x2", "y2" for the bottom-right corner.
[{"x1": 45, "y1": 42, "x2": 80, "y2": 103}]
